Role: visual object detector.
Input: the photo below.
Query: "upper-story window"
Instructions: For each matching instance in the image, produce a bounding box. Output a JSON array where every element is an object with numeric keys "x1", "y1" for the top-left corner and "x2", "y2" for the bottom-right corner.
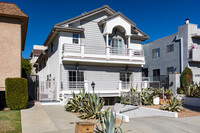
[
  {"x1": 152, "y1": 48, "x2": 160, "y2": 58},
  {"x1": 167, "y1": 44, "x2": 174, "y2": 53},
  {"x1": 73, "y1": 33, "x2": 79, "y2": 44},
  {"x1": 51, "y1": 43, "x2": 54, "y2": 53}
]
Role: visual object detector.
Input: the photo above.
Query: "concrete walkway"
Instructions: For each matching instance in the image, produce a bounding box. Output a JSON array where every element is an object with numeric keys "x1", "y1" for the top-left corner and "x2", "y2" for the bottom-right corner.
[
  {"x1": 21, "y1": 103, "x2": 200, "y2": 133},
  {"x1": 21, "y1": 102, "x2": 81, "y2": 133}
]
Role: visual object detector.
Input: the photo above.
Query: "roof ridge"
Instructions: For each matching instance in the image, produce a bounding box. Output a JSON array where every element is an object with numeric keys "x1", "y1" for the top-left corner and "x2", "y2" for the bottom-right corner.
[{"x1": 55, "y1": 5, "x2": 116, "y2": 26}]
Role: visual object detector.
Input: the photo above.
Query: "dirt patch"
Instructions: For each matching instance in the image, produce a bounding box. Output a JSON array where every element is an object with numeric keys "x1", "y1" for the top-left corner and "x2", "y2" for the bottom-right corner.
[{"x1": 142, "y1": 105, "x2": 200, "y2": 118}]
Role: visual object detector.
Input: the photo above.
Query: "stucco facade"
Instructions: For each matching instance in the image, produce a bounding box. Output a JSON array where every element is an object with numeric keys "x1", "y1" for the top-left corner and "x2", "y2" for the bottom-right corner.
[
  {"x1": 144, "y1": 19, "x2": 200, "y2": 83},
  {"x1": 0, "y1": 2, "x2": 28, "y2": 91},
  {"x1": 0, "y1": 17, "x2": 21, "y2": 90}
]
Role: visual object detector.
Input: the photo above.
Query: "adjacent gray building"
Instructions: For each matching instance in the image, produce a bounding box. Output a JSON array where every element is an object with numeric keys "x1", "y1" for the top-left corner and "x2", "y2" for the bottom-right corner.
[{"x1": 144, "y1": 19, "x2": 200, "y2": 83}]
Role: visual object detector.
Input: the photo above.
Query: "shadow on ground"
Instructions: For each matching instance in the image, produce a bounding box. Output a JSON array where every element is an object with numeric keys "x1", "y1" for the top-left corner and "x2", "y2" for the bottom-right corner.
[{"x1": 27, "y1": 100, "x2": 35, "y2": 109}]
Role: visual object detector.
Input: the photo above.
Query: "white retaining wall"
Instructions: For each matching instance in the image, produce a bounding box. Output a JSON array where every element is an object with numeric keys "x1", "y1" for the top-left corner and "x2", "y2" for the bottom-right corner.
[{"x1": 113, "y1": 103, "x2": 178, "y2": 118}]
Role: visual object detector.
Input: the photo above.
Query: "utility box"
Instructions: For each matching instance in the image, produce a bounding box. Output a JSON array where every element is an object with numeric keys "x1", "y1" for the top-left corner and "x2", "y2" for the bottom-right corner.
[{"x1": 75, "y1": 122, "x2": 95, "y2": 133}]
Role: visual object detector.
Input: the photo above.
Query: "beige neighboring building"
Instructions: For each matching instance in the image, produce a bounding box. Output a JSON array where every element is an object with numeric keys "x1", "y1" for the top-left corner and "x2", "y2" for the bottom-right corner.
[
  {"x1": 0, "y1": 2, "x2": 28, "y2": 91},
  {"x1": 29, "y1": 45, "x2": 47, "y2": 74}
]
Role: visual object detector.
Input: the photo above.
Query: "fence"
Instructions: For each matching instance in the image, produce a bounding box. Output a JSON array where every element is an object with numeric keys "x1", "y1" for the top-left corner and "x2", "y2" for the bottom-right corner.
[{"x1": 39, "y1": 81, "x2": 57, "y2": 101}]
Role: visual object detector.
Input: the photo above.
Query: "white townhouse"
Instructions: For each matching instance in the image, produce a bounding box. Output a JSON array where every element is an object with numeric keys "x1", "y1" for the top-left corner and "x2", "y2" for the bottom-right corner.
[{"x1": 34, "y1": 5, "x2": 149, "y2": 104}]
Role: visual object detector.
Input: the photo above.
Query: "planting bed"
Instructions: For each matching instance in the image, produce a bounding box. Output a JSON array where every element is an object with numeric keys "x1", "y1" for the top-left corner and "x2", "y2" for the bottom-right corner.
[{"x1": 143, "y1": 105, "x2": 200, "y2": 118}]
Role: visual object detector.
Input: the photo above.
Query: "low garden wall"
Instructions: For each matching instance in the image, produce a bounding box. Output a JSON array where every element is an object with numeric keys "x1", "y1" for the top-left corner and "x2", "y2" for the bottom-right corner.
[
  {"x1": 113, "y1": 103, "x2": 178, "y2": 118},
  {"x1": 184, "y1": 97, "x2": 200, "y2": 107}
]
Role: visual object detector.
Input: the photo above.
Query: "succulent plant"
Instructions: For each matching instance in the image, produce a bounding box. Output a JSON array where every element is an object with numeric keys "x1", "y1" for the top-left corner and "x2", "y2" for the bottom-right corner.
[
  {"x1": 182, "y1": 84, "x2": 200, "y2": 97},
  {"x1": 80, "y1": 93, "x2": 105, "y2": 119},
  {"x1": 65, "y1": 88, "x2": 87, "y2": 113},
  {"x1": 94, "y1": 108, "x2": 123, "y2": 133},
  {"x1": 160, "y1": 96, "x2": 184, "y2": 112},
  {"x1": 141, "y1": 88, "x2": 158, "y2": 105}
]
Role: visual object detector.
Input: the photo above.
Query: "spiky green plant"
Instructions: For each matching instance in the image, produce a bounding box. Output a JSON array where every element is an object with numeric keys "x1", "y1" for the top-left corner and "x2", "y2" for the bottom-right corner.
[
  {"x1": 65, "y1": 88, "x2": 87, "y2": 113},
  {"x1": 94, "y1": 108, "x2": 123, "y2": 133},
  {"x1": 182, "y1": 84, "x2": 200, "y2": 97},
  {"x1": 141, "y1": 88, "x2": 158, "y2": 105},
  {"x1": 160, "y1": 96, "x2": 184, "y2": 112},
  {"x1": 80, "y1": 93, "x2": 105, "y2": 119},
  {"x1": 164, "y1": 88, "x2": 173, "y2": 95}
]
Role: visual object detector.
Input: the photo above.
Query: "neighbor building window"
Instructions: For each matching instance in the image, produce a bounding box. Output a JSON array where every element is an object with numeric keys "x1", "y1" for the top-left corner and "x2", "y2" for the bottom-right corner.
[
  {"x1": 167, "y1": 67, "x2": 174, "y2": 75},
  {"x1": 73, "y1": 33, "x2": 79, "y2": 44},
  {"x1": 167, "y1": 44, "x2": 174, "y2": 53},
  {"x1": 152, "y1": 48, "x2": 160, "y2": 58},
  {"x1": 153, "y1": 69, "x2": 160, "y2": 81},
  {"x1": 68, "y1": 70, "x2": 84, "y2": 90}
]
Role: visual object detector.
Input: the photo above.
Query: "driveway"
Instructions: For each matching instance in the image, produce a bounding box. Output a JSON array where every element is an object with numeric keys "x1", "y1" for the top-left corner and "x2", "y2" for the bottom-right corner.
[
  {"x1": 122, "y1": 116, "x2": 200, "y2": 133},
  {"x1": 21, "y1": 103, "x2": 200, "y2": 133}
]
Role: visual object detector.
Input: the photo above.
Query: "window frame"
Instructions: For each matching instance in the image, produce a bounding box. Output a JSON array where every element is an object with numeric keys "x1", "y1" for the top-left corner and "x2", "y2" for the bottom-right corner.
[
  {"x1": 167, "y1": 67, "x2": 174, "y2": 75},
  {"x1": 120, "y1": 72, "x2": 132, "y2": 83},
  {"x1": 152, "y1": 48, "x2": 160, "y2": 58},
  {"x1": 72, "y1": 33, "x2": 79, "y2": 44},
  {"x1": 167, "y1": 44, "x2": 174, "y2": 53},
  {"x1": 68, "y1": 70, "x2": 84, "y2": 89}
]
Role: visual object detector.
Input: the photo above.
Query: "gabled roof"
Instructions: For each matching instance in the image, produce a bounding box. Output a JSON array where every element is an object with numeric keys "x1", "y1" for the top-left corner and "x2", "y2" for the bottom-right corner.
[
  {"x1": 0, "y1": 2, "x2": 28, "y2": 17},
  {"x1": 98, "y1": 12, "x2": 149, "y2": 40},
  {"x1": 99, "y1": 12, "x2": 136, "y2": 26},
  {"x1": 0, "y1": 2, "x2": 28, "y2": 51},
  {"x1": 43, "y1": 26, "x2": 84, "y2": 46},
  {"x1": 55, "y1": 5, "x2": 116, "y2": 26}
]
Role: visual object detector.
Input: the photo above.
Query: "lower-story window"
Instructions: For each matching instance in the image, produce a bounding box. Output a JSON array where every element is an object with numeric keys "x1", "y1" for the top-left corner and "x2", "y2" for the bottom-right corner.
[
  {"x1": 120, "y1": 72, "x2": 132, "y2": 90},
  {"x1": 68, "y1": 70, "x2": 84, "y2": 90}
]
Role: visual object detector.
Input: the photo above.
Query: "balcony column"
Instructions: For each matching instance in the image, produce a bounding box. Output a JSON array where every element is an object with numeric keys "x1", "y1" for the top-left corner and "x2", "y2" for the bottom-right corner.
[
  {"x1": 84, "y1": 80, "x2": 89, "y2": 93},
  {"x1": 127, "y1": 35, "x2": 131, "y2": 48},
  {"x1": 118, "y1": 80, "x2": 122, "y2": 95},
  {"x1": 129, "y1": 49, "x2": 133, "y2": 60},
  {"x1": 80, "y1": 44, "x2": 85, "y2": 58},
  {"x1": 105, "y1": 33, "x2": 110, "y2": 59}
]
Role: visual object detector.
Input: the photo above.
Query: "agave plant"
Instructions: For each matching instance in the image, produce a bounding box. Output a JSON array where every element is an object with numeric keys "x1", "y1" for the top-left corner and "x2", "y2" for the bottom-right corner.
[
  {"x1": 65, "y1": 88, "x2": 87, "y2": 113},
  {"x1": 160, "y1": 96, "x2": 184, "y2": 112},
  {"x1": 141, "y1": 88, "x2": 157, "y2": 105},
  {"x1": 80, "y1": 93, "x2": 105, "y2": 119},
  {"x1": 94, "y1": 108, "x2": 123, "y2": 133},
  {"x1": 182, "y1": 84, "x2": 200, "y2": 97}
]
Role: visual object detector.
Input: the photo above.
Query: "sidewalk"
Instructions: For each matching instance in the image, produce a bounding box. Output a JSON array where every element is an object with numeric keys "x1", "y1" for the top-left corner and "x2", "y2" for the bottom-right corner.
[{"x1": 21, "y1": 102, "x2": 81, "y2": 133}]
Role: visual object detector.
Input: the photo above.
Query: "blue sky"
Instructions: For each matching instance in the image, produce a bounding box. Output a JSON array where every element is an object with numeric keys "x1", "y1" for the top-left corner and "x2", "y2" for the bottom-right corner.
[{"x1": 2, "y1": 0, "x2": 200, "y2": 58}]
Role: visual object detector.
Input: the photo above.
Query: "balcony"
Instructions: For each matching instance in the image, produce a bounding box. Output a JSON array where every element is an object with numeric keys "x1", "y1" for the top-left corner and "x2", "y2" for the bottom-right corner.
[
  {"x1": 188, "y1": 49, "x2": 200, "y2": 62},
  {"x1": 62, "y1": 43, "x2": 145, "y2": 65}
]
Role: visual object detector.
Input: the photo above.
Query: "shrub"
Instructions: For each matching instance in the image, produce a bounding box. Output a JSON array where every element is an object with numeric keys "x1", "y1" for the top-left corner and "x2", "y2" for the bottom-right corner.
[
  {"x1": 94, "y1": 108, "x2": 122, "y2": 133},
  {"x1": 180, "y1": 67, "x2": 193, "y2": 88},
  {"x1": 5, "y1": 78, "x2": 28, "y2": 110}
]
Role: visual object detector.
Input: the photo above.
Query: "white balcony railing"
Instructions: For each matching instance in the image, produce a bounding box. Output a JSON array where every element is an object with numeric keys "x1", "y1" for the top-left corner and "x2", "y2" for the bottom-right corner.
[
  {"x1": 122, "y1": 82, "x2": 132, "y2": 90},
  {"x1": 110, "y1": 47, "x2": 129, "y2": 55},
  {"x1": 68, "y1": 81, "x2": 84, "y2": 90},
  {"x1": 62, "y1": 43, "x2": 144, "y2": 63}
]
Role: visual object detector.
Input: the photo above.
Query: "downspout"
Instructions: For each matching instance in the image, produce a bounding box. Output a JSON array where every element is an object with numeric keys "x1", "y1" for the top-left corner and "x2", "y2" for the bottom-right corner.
[{"x1": 175, "y1": 36, "x2": 183, "y2": 73}]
